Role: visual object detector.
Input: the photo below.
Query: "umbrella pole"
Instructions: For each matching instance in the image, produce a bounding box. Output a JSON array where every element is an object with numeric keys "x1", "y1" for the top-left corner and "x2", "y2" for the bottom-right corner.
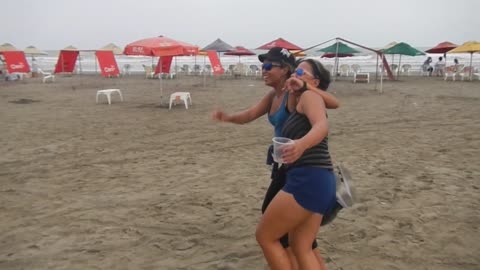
[
  {"x1": 380, "y1": 54, "x2": 384, "y2": 93},
  {"x1": 374, "y1": 54, "x2": 379, "y2": 91},
  {"x1": 160, "y1": 56, "x2": 163, "y2": 103},
  {"x1": 334, "y1": 40, "x2": 340, "y2": 81},
  {"x1": 397, "y1": 54, "x2": 402, "y2": 79},
  {"x1": 469, "y1": 52, "x2": 473, "y2": 81},
  {"x1": 203, "y1": 55, "x2": 206, "y2": 88},
  {"x1": 78, "y1": 52, "x2": 82, "y2": 75}
]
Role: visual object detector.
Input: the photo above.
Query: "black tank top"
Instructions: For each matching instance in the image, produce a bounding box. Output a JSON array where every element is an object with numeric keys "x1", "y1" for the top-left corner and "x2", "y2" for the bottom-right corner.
[{"x1": 281, "y1": 112, "x2": 333, "y2": 169}]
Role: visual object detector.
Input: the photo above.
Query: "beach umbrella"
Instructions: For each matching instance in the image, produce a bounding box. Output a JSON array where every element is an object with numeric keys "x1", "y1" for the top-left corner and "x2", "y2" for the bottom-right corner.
[
  {"x1": 426, "y1": 41, "x2": 458, "y2": 54},
  {"x1": 224, "y1": 46, "x2": 256, "y2": 62},
  {"x1": 256, "y1": 38, "x2": 303, "y2": 50},
  {"x1": 321, "y1": 53, "x2": 354, "y2": 58},
  {"x1": 317, "y1": 41, "x2": 361, "y2": 78},
  {"x1": 124, "y1": 35, "x2": 198, "y2": 56},
  {"x1": 202, "y1": 38, "x2": 234, "y2": 52},
  {"x1": 96, "y1": 43, "x2": 123, "y2": 74},
  {"x1": 23, "y1": 45, "x2": 48, "y2": 69},
  {"x1": 290, "y1": 50, "x2": 306, "y2": 57},
  {"x1": 63, "y1": 45, "x2": 78, "y2": 51},
  {"x1": 61, "y1": 45, "x2": 83, "y2": 73},
  {"x1": 317, "y1": 41, "x2": 361, "y2": 54},
  {"x1": 99, "y1": 43, "x2": 123, "y2": 55},
  {"x1": 447, "y1": 41, "x2": 480, "y2": 81},
  {"x1": 382, "y1": 42, "x2": 425, "y2": 78},
  {"x1": 24, "y1": 45, "x2": 47, "y2": 56},
  {"x1": 0, "y1": 43, "x2": 18, "y2": 52},
  {"x1": 124, "y1": 35, "x2": 199, "y2": 101}
]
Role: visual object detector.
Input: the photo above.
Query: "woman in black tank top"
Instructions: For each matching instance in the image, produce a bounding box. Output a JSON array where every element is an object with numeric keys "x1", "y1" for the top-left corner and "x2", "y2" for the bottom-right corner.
[{"x1": 256, "y1": 59, "x2": 336, "y2": 270}]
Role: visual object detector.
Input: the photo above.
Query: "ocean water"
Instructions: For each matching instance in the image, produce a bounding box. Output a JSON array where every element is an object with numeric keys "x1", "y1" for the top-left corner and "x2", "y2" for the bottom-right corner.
[{"x1": 29, "y1": 48, "x2": 480, "y2": 75}]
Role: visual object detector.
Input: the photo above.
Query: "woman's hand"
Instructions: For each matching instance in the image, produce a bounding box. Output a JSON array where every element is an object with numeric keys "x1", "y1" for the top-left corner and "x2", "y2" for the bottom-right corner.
[
  {"x1": 211, "y1": 110, "x2": 229, "y2": 122},
  {"x1": 284, "y1": 77, "x2": 306, "y2": 97},
  {"x1": 281, "y1": 140, "x2": 307, "y2": 164}
]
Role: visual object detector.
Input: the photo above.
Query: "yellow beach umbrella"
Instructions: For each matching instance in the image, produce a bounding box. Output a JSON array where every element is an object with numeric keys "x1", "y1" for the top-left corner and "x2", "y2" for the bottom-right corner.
[
  {"x1": 99, "y1": 43, "x2": 123, "y2": 55},
  {"x1": 448, "y1": 41, "x2": 480, "y2": 80},
  {"x1": 0, "y1": 43, "x2": 18, "y2": 52},
  {"x1": 290, "y1": 50, "x2": 306, "y2": 57}
]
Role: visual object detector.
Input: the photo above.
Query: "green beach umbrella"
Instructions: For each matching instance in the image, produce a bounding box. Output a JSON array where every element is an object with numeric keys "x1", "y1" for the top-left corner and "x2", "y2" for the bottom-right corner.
[
  {"x1": 317, "y1": 41, "x2": 361, "y2": 54},
  {"x1": 382, "y1": 42, "x2": 425, "y2": 56},
  {"x1": 382, "y1": 42, "x2": 425, "y2": 78},
  {"x1": 317, "y1": 41, "x2": 361, "y2": 79}
]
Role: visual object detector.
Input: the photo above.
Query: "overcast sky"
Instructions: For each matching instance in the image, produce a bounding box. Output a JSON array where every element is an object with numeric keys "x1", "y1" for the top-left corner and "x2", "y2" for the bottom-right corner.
[{"x1": 2, "y1": 0, "x2": 479, "y2": 50}]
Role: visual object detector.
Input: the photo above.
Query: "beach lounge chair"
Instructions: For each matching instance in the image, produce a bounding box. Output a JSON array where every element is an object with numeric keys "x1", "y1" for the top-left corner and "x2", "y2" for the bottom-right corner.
[{"x1": 37, "y1": 68, "x2": 55, "y2": 83}]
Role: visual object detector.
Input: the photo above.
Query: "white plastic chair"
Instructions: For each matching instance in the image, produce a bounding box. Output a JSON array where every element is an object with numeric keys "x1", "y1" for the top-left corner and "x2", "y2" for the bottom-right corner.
[
  {"x1": 339, "y1": 64, "x2": 350, "y2": 76},
  {"x1": 96, "y1": 89, "x2": 124, "y2": 105},
  {"x1": 37, "y1": 68, "x2": 55, "y2": 83},
  {"x1": 351, "y1": 64, "x2": 361, "y2": 75},
  {"x1": 401, "y1": 64, "x2": 412, "y2": 76},
  {"x1": 169, "y1": 92, "x2": 192, "y2": 110}
]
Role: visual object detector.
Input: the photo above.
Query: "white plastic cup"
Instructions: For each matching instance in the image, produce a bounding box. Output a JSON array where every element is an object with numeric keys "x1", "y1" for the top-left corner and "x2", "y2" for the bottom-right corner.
[{"x1": 272, "y1": 137, "x2": 294, "y2": 164}]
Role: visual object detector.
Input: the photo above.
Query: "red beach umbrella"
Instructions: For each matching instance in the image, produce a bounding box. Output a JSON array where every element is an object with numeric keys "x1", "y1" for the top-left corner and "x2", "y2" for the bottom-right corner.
[
  {"x1": 321, "y1": 53, "x2": 354, "y2": 58},
  {"x1": 425, "y1": 41, "x2": 458, "y2": 54},
  {"x1": 224, "y1": 46, "x2": 256, "y2": 63},
  {"x1": 124, "y1": 36, "x2": 199, "y2": 103},
  {"x1": 256, "y1": 38, "x2": 303, "y2": 50},
  {"x1": 124, "y1": 35, "x2": 198, "y2": 56}
]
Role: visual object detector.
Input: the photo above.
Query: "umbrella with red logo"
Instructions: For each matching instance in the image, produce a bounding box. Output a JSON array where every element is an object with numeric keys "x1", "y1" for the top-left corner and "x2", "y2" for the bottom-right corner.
[
  {"x1": 124, "y1": 36, "x2": 199, "y2": 103},
  {"x1": 224, "y1": 46, "x2": 256, "y2": 63},
  {"x1": 256, "y1": 38, "x2": 303, "y2": 51},
  {"x1": 124, "y1": 35, "x2": 198, "y2": 57}
]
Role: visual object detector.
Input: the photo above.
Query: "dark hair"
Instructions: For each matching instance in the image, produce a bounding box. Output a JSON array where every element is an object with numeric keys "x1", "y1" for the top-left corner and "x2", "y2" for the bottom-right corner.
[
  {"x1": 439, "y1": 57, "x2": 443, "y2": 61},
  {"x1": 297, "y1": 59, "x2": 331, "y2": 91}
]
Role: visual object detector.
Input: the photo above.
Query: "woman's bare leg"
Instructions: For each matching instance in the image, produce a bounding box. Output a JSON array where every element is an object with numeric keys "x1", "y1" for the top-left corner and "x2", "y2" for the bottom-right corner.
[
  {"x1": 289, "y1": 213, "x2": 323, "y2": 270},
  {"x1": 256, "y1": 191, "x2": 312, "y2": 270}
]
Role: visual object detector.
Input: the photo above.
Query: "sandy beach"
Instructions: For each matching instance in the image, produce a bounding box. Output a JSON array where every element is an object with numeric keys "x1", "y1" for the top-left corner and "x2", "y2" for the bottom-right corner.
[{"x1": 0, "y1": 74, "x2": 479, "y2": 270}]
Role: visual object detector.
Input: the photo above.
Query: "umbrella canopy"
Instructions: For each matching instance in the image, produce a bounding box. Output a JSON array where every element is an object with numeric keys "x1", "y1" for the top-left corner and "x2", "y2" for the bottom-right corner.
[
  {"x1": 382, "y1": 42, "x2": 425, "y2": 56},
  {"x1": 317, "y1": 41, "x2": 361, "y2": 54},
  {"x1": 24, "y1": 45, "x2": 47, "y2": 55},
  {"x1": 224, "y1": 46, "x2": 256, "y2": 63},
  {"x1": 224, "y1": 46, "x2": 256, "y2": 56},
  {"x1": 426, "y1": 41, "x2": 458, "y2": 54},
  {"x1": 63, "y1": 45, "x2": 78, "y2": 51},
  {"x1": 382, "y1": 41, "x2": 398, "y2": 50},
  {"x1": 202, "y1": 38, "x2": 234, "y2": 52},
  {"x1": 99, "y1": 43, "x2": 123, "y2": 55},
  {"x1": 124, "y1": 35, "x2": 198, "y2": 56},
  {"x1": 291, "y1": 50, "x2": 306, "y2": 57},
  {"x1": 447, "y1": 41, "x2": 480, "y2": 81},
  {"x1": 447, "y1": 41, "x2": 480, "y2": 53},
  {"x1": 0, "y1": 43, "x2": 18, "y2": 52},
  {"x1": 321, "y1": 53, "x2": 354, "y2": 58},
  {"x1": 256, "y1": 38, "x2": 302, "y2": 50}
]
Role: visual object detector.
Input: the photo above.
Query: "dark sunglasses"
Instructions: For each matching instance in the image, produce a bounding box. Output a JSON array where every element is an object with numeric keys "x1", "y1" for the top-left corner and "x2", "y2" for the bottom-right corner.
[
  {"x1": 262, "y1": 62, "x2": 283, "y2": 71},
  {"x1": 295, "y1": 68, "x2": 315, "y2": 78}
]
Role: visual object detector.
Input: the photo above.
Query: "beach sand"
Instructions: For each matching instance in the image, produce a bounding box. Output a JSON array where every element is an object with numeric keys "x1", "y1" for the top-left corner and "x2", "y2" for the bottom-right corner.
[{"x1": 0, "y1": 74, "x2": 479, "y2": 270}]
